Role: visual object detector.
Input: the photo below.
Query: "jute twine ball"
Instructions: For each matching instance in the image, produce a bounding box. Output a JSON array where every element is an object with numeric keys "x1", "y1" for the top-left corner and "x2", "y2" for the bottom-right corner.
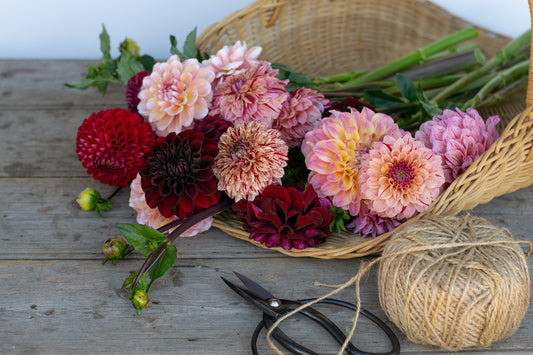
[{"x1": 378, "y1": 214, "x2": 530, "y2": 351}]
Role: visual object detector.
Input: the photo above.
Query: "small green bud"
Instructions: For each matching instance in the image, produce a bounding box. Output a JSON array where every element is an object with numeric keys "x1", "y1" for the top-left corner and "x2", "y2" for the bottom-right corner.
[
  {"x1": 125, "y1": 38, "x2": 140, "y2": 58},
  {"x1": 102, "y1": 237, "x2": 130, "y2": 264},
  {"x1": 76, "y1": 187, "x2": 100, "y2": 211},
  {"x1": 131, "y1": 289, "x2": 149, "y2": 315}
]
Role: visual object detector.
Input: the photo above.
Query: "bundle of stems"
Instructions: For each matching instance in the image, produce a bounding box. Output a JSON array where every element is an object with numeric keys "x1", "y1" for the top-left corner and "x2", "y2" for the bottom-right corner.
[{"x1": 314, "y1": 28, "x2": 531, "y2": 127}]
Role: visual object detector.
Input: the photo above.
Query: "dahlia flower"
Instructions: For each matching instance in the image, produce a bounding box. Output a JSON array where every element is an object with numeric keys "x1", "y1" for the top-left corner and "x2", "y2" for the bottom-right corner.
[
  {"x1": 302, "y1": 107, "x2": 403, "y2": 216},
  {"x1": 202, "y1": 40, "x2": 262, "y2": 86},
  {"x1": 210, "y1": 61, "x2": 289, "y2": 126},
  {"x1": 272, "y1": 87, "x2": 329, "y2": 147},
  {"x1": 233, "y1": 184, "x2": 334, "y2": 250},
  {"x1": 213, "y1": 121, "x2": 289, "y2": 201},
  {"x1": 138, "y1": 130, "x2": 220, "y2": 219},
  {"x1": 129, "y1": 174, "x2": 213, "y2": 237},
  {"x1": 346, "y1": 204, "x2": 401, "y2": 238},
  {"x1": 323, "y1": 96, "x2": 374, "y2": 117},
  {"x1": 138, "y1": 56, "x2": 215, "y2": 136},
  {"x1": 360, "y1": 133, "x2": 445, "y2": 220},
  {"x1": 192, "y1": 114, "x2": 232, "y2": 142},
  {"x1": 76, "y1": 108, "x2": 156, "y2": 186},
  {"x1": 126, "y1": 70, "x2": 150, "y2": 114},
  {"x1": 415, "y1": 108, "x2": 500, "y2": 184}
]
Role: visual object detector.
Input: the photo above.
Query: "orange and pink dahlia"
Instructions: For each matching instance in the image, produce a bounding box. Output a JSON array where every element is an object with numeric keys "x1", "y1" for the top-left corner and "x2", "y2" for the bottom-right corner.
[
  {"x1": 360, "y1": 133, "x2": 445, "y2": 220},
  {"x1": 213, "y1": 121, "x2": 289, "y2": 201},
  {"x1": 138, "y1": 55, "x2": 215, "y2": 136},
  {"x1": 301, "y1": 107, "x2": 403, "y2": 216},
  {"x1": 210, "y1": 61, "x2": 289, "y2": 126}
]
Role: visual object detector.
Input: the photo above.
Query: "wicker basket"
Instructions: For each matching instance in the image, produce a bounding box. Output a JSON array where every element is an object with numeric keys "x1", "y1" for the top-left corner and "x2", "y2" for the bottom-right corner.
[{"x1": 197, "y1": 0, "x2": 533, "y2": 258}]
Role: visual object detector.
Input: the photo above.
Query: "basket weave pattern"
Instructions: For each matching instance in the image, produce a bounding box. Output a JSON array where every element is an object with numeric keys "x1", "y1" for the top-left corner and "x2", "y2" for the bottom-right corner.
[{"x1": 198, "y1": 0, "x2": 533, "y2": 258}]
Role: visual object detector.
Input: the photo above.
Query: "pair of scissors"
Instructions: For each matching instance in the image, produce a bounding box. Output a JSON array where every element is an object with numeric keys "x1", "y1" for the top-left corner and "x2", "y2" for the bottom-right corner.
[{"x1": 221, "y1": 272, "x2": 400, "y2": 355}]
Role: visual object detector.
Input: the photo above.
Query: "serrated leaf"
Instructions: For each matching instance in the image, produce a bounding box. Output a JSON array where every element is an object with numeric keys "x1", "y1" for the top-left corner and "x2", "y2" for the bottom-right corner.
[
  {"x1": 138, "y1": 55, "x2": 156, "y2": 72},
  {"x1": 117, "y1": 50, "x2": 145, "y2": 84},
  {"x1": 364, "y1": 89, "x2": 405, "y2": 108},
  {"x1": 396, "y1": 73, "x2": 418, "y2": 102},
  {"x1": 122, "y1": 273, "x2": 138, "y2": 289},
  {"x1": 148, "y1": 244, "x2": 177, "y2": 289},
  {"x1": 183, "y1": 27, "x2": 197, "y2": 59},
  {"x1": 100, "y1": 25, "x2": 112, "y2": 61},
  {"x1": 115, "y1": 224, "x2": 167, "y2": 257}
]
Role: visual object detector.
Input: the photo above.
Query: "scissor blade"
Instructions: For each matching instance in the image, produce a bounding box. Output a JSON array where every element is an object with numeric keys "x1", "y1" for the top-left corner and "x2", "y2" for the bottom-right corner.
[
  {"x1": 233, "y1": 271, "x2": 275, "y2": 300},
  {"x1": 221, "y1": 276, "x2": 277, "y2": 317}
]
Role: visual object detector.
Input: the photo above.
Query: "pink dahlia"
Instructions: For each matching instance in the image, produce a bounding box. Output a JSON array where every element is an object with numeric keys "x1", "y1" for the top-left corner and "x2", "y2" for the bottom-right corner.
[
  {"x1": 272, "y1": 87, "x2": 329, "y2": 147},
  {"x1": 346, "y1": 205, "x2": 401, "y2": 238},
  {"x1": 203, "y1": 40, "x2": 262, "y2": 86},
  {"x1": 126, "y1": 70, "x2": 150, "y2": 114},
  {"x1": 213, "y1": 121, "x2": 289, "y2": 201},
  {"x1": 302, "y1": 107, "x2": 403, "y2": 216},
  {"x1": 360, "y1": 133, "x2": 445, "y2": 220},
  {"x1": 415, "y1": 108, "x2": 500, "y2": 184},
  {"x1": 138, "y1": 56, "x2": 215, "y2": 136},
  {"x1": 76, "y1": 108, "x2": 156, "y2": 186},
  {"x1": 129, "y1": 174, "x2": 213, "y2": 237},
  {"x1": 210, "y1": 61, "x2": 289, "y2": 126},
  {"x1": 233, "y1": 184, "x2": 334, "y2": 250}
]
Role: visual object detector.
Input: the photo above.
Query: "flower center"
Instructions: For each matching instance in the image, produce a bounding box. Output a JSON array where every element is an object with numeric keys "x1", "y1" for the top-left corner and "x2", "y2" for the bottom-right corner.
[{"x1": 388, "y1": 161, "x2": 414, "y2": 187}]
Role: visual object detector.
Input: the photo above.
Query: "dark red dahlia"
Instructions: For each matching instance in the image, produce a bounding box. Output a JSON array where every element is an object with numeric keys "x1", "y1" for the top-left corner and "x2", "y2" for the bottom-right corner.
[
  {"x1": 126, "y1": 70, "x2": 150, "y2": 114},
  {"x1": 324, "y1": 97, "x2": 374, "y2": 117},
  {"x1": 138, "y1": 130, "x2": 220, "y2": 219},
  {"x1": 192, "y1": 115, "x2": 232, "y2": 142},
  {"x1": 233, "y1": 184, "x2": 334, "y2": 250},
  {"x1": 76, "y1": 108, "x2": 156, "y2": 186}
]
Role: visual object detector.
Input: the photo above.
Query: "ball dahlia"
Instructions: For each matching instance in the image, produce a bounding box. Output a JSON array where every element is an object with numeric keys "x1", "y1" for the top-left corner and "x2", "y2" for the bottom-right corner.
[
  {"x1": 126, "y1": 70, "x2": 150, "y2": 114},
  {"x1": 346, "y1": 205, "x2": 401, "y2": 238},
  {"x1": 213, "y1": 121, "x2": 289, "y2": 201},
  {"x1": 233, "y1": 184, "x2": 334, "y2": 250},
  {"x1": 76, "y1": 108, "x2": 156, "y2": 186},
  {"x1": 210, "y1": 61, "x2": 289, "y2": 126},
  {"x1": 301, "y1": 107, "x2": 403, "y2": 216},
  {"x1": 415, "y1": 108, "x2": 500, "y2": 184},
  {"x1": 137, "y1": 129, "x2": 220, "y2": 219},
  {"x1": 272, "y1": 87, "x2": 329, "y2": 147},
  {"x1": 359, "y1": 133, "x2": 445, "y2": 220},
  {"x1": 129, "y1": 174, "x2": 213, "y2": 237},
  {"x1": 138, "y1": 56, "x2": 215, "y2": 136}
]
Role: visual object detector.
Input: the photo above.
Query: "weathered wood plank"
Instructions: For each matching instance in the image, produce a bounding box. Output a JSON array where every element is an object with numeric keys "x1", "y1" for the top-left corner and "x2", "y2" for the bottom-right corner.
[{"x1": 1, "y1": 258, "x2": 531, "y2": 354}]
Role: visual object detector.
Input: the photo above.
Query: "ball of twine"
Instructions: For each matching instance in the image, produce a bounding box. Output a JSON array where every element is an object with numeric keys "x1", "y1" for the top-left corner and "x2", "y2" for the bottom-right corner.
[{"x1": 378, "y1": 214, "x2": 531, "y2": 351}]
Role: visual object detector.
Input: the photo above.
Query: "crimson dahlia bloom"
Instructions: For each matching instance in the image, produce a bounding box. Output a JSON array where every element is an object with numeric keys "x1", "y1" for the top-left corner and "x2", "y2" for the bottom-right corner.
[
  {"x1": 76, "y1": 108, "x2": 156, "y2": 186},
  {"x1": 233, "y1": 185, "x2": 334, "y2": 250},
  {"x1": 137, "y1": 130, "x2": 220, "y2": 219},
  {"x1": 126, "y1": 70, "x2": 150, "y2": 114}
]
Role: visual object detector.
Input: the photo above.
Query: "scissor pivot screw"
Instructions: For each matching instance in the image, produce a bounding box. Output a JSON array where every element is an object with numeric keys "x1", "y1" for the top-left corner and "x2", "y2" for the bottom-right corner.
[{"x1": 268, "y1": 298, "x2": 281, "y2": 308}]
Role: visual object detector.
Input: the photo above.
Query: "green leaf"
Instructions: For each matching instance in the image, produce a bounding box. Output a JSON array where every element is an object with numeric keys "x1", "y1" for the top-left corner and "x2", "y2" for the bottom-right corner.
[
  {"x1": 169, "y1": 35, "x2": 185, "y2": 59},
  {"x1": 396, "y1": 74, "x2": 418, "y2": 102},
  {"x1": 418, "y1": 93, "x2": 443, "y2": 118},
  {"x1": 183, "y1": 27, "x2": 197, "y2": 59},
  {"x1": 148, "y1": 244, "x2": 177, "y2": 289},
  {"x1": 117, "y1": 50, "x2": 145, "y2": 84},
  {"x1": 115, "y1": 224, "x2": 167, "y2": 257},
  {"x1": 288, "y1": 72, "x2": 314, "y2": 86},
  {"x1": 138, "y1": 55, "x2": 156, "y2": 72},
  {"x1": 364, "y1": 89, "x2": 405, "y2": 108},
  {"x1": 65, "y1": 78, "x2": 95, "y2": 90},
  {"x1": 122, "y1": 273, "x2": 138, "y2": 289},
  {"x1": 99, "y1": 25, "x2": 112, "y2": 61}
]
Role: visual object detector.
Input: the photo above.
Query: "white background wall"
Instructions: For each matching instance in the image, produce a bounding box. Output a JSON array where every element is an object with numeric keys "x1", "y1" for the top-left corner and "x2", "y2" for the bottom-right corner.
[{"x1": 0, "y1": 0, "x2": 530, "y2": 59}]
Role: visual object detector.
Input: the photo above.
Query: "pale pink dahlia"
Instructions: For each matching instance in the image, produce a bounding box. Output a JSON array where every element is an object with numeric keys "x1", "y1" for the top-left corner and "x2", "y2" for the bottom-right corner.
[
  {"x1": 203, "y1": 40, "x2": 262, "y2": 86},
  {"x1": 128, "y1": 174, "x2": 213, "y2": 237},
  {"x1": 360, "y1": 133, "x2": 445, "y2": 220},
  {"x1": 213, "y1": 121, "x2": 289, "y2": 201},
  {"x1": 272, "y1": 87, "x2": 329, "y2": 147},
  {"x1": 346, "y1": 204, "x2": 401, "y2": 238},
  {"x1": 302, "y1": 107, "x2": 403, "y2": 216},
  {"x1": 210, "y1": 61, "x2": 289, "y2": 127},
  {"x1": 138, "y1": 55, "x2": 215, "y2": 136},
  {"x1": 415, "y1": 108, "x2": 500, "y2": 184}
]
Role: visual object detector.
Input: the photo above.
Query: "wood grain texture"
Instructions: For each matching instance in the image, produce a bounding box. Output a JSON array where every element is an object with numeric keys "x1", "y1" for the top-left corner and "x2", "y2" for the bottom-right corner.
[{"x1": 0, "y1": 59, "x2": 531, "y2": 354}]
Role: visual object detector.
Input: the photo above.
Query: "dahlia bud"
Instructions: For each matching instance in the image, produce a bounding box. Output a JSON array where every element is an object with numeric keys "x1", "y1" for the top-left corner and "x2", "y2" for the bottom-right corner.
[
  {"x1": 102, "y1": 237, "x2": 130, "y2": 264},
  {"x1": 131, "y1": 289, "x2": 149, "y2": 315},
  {"x1": 125, "y1": 38, "x2": 140, "y2": 58},
  {"x1": 76, "y1": 188, "x2": 113, "y2": 217}
]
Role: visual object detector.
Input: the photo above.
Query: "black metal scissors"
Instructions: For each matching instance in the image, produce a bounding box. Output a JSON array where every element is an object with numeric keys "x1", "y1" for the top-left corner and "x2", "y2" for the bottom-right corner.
[{"x1": 221, "y1": 272, "x2": 400, "y2": 355}]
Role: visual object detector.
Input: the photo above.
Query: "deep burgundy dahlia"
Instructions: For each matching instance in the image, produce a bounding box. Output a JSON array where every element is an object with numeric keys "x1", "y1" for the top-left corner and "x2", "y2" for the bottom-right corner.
[
  {"x1": 138, "y1": 130, "x2": 220, "y2": 219},
  {"x1": 126, "y1": 70, "x2": 150, "y2": 114},
  {"x1": 323, "y1": 97, "x2": 374, "y2": 117},
  {"x1": 233, "y1": 184, "x2": 334, "y2": 250},
  {"x1": 192, "y1": 115, "x2": 232, "y2": 142},
  {"x1": 76, "y1": 108, "x2": 156, "y2": 186}
]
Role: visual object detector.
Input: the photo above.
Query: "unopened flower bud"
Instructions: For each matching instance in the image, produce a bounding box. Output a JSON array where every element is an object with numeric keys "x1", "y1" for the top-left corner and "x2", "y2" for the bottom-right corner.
[
  {"x1": 76, "y1": 187, "x2": 100, "y2": 211},
  {"x1": 125, "y1": 38, "x2": 140, "y2": 58},
  {"x1": 102, "y1": 237, "x2": 130, "y2": 264},
  {"x1": 132, "y1": 289, "x2": 149, "y2": 314}
]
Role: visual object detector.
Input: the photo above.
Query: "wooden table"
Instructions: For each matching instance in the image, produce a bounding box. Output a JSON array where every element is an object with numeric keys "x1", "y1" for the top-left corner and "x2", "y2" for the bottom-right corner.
[{"x1": 1, "y1": 59, "x2": 532, "y2": 354}]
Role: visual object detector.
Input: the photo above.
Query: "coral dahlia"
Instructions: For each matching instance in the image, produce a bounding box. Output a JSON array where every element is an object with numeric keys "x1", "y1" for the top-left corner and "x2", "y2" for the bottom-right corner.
[
  {"x1": 137, "y1": 129, "x2": 220, "y2": 219},
  {"x1": 302, "y1": 107, "x2": 403, "y2": 216},
  {"x1": 233, "y1": 184, "x2": 334, "y2": 250},
  {"x1": 415, "y1": 108, "x2": 500, "y2": 185},
  {"x1": 129, "y1": 174, "x2": 213, "y2": 237},
  {"x1": 213, "y1": 121, "x2": 289, "y2": 201},
  {"x1": 126, "y1": 70, "x2": 150, "y2": 114},
  {"x1": 360, "y1": 133, "x2": 445, "y2": 220},
  {"x1": 76, "y1": 108, "x2": 156, "y2": 186},
  {"x1": 272, "y1": 87, "x2": 329, "y2": 147},
  {"x1": 210, "y1": 61, "x2": 289, "y2": 126},
  {"x1": 138, "y1": 56, "x2": 215, "y2": 136}
]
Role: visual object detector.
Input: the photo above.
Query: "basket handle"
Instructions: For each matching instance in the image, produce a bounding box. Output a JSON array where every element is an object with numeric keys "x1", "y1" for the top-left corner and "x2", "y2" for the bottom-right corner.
[{"x1": 527, "y1": 0, "x2": 533, "y2": 106}]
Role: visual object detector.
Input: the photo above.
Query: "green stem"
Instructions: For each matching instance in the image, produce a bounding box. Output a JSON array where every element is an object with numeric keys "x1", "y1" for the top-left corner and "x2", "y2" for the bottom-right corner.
[
  {"x1": 431, "y1": 29, "x2": 531, "y2": 105},
  {"x1": 336, "y1": 28, "x2": 478, "y2": 87},
  {"x1": 421, "y1": 43, "x2": 479, "y2": 62},
  {"x1": 478, "y1": 76, "x2": 529, "y2": 108},
  {"x1": 313, "y1": 71, "x2": 367, "y2": 85}
]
